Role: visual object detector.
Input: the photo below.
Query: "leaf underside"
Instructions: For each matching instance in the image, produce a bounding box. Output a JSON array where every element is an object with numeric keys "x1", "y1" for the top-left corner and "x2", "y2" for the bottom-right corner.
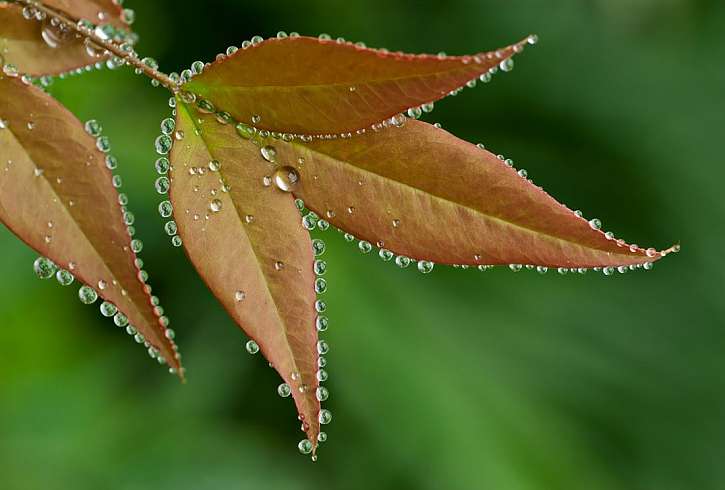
[
  {"x1": 0, "y1": 1, "x2": 127, "y2": 76},
  {"x1": 0, "y1": 76, "x2": 181, "y2": 373},
  {"x1": 184, "y1": 35, "x2": 532, "y2": 135},
  {"x1": 170, "y1": 100, "x2": 321, "y2": 447}
]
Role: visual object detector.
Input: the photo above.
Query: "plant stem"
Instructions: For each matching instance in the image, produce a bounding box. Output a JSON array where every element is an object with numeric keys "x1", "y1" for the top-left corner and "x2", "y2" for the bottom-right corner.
[{"x1": 15, "y1": 0, "x2": 178, "y2": 91}]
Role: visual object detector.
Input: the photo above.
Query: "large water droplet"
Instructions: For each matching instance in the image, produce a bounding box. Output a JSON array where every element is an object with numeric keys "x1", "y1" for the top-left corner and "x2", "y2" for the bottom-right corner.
[{"x1": 273, "y1": 166, "x2": 299, "y2": 192}]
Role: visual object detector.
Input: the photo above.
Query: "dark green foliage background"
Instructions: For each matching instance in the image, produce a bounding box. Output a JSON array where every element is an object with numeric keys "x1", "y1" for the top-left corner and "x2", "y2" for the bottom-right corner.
[{"x1": 1, "y1": 0, "x2": 723, "y2": 488}]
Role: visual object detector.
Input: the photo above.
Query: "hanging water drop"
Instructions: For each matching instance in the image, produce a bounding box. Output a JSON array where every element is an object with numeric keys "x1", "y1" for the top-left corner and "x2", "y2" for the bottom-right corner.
[
  {"x1": 78, "y1": 285, "x2": 98, "y2": 304},
  {"x1": 33, "y1": 257, "x2": 57, "y2": 279},
  {"x1": 245, "y1": 340, "x2": 260, "y2": 354}
]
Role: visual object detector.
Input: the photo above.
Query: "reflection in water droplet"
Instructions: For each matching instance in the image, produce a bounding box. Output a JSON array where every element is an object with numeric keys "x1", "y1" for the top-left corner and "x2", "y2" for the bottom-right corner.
[
  {"x1": 245, "y1": 340, "x2": 259, "y2": 354},
  {"x1": 273, "y1": 166, "x2": 299, "y2": 192},
  {"x1": 209, "y1": 199, "x2": 223, "y2": 213},
  {"x1": 261, "y1": 145, "x2": 277, "y2": 163}
]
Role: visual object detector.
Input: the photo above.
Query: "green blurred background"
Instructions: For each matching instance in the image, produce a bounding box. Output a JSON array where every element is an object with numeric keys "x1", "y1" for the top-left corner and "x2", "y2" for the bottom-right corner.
[{"x1": 1, "y1": 0, "x2": 723, "y2": 488}]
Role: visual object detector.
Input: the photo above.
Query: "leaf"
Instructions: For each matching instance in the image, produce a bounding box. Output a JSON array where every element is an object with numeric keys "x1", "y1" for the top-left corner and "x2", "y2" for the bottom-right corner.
[
  {"x1": 0, "y1": 75, "x2": 182, "y2": 374},
  {"x1": 169, "y1": 99, "x2": 321, "y2": 449},
  {"x1": 245, "y1": 119, "x2": 675, "y2": 269},
  {"x1": 183, "y1": 35, "x2": 534, "y2": 135},
  {"x1": 0, "y1": 1, "x2": 129, "y2": 76},
  {"x1": 42, "y1": 0, "x2": 129, "y2": 28}
]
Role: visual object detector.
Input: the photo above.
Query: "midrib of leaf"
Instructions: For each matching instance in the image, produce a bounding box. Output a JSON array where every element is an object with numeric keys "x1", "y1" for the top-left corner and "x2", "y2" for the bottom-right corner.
[
  {"x1": 291, "y1": 138, "x2": 645, "y2": 262},
  {"x1": 189, "y1": 63, "x2": 493, "y2": 91},
  {"x1": 2, "y1": 122, "x2": 154, "y2": 338},
  {"x1": 177, "y1": 101, "x2": 308, "y2": 389}
]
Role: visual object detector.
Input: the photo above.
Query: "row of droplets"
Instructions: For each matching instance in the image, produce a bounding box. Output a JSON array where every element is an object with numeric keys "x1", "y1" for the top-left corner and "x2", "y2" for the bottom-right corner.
[
  {"x1": 168, "y1": 32, "x2": 537, "y2": 142},
  {"x1": 151, "y1": 103, "x2": 330, "y2": 459},
  {"x1": 170, "y1": 81, "x2": 666, "y2": 276},
  {"x1": 26, "y1": 115, "x2": 182, "y2": 375}
]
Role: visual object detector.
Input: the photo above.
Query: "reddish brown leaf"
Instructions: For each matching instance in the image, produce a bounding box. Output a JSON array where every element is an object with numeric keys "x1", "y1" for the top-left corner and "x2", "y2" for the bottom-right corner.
[
  {"x1": 0, "y1": 76, "x2": 182, "y2": 374},
  {"x1": 42, "y1": 0, "x2": 128, "y2": 28},
  {"x1": 259, "y1": 119, "x2": 675, "y2": 269},
  {"x1": 169, "y1": 99, "x2": 321, "y2": 449},
  {"x1": 0, "y1": 1, "x2": 128, "y2": 76},
  {"x1": 183, "y1": 35, "x2": 534, "y2": 135}
]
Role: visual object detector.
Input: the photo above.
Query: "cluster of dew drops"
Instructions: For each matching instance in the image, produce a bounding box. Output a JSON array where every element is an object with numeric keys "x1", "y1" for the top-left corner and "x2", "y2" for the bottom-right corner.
[
  {"x1": 26, "y1": 115, "x2": 183, "y2": 377},
  {"x1": 1, "y1": 0, "x2": 141, "y2": 89}
]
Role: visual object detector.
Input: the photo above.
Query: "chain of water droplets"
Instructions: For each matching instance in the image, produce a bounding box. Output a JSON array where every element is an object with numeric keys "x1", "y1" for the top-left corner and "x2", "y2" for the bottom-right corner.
[
  {"x1": 29, "y1": 119, "x2": 182, "y2": 376},
  {"x1": 7, "y1": 0, "x2": 179, "y2": 90}
]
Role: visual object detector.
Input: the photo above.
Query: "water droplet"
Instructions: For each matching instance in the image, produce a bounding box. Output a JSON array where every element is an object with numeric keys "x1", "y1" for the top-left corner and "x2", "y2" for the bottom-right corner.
[
  {"x1": 312, "y1": 239, "x2": 326, "y2": 256},
  {"x1": 114, "y1": 312, "x2": 129, "y2": 327},
  {"x1": 417, "y1": 261, "x2": 434, "y2": 274},
  {"x1": 33, "y1": 257, "x2": 57, "y2": 279},
  {"x1": 130, "y1": 239, "x2": 143, "y2": 253},
  {"x1": 191, "y1": 60, "x2": 205, "y2": 75},
  {"x1": 100, "y1": 301, "x2": 117, "y2": 317},
  {"x1": 358, "y1": 241, "x2": 372, "y2": 254},
  {"x1": 78, "y1": 285, "x2": 98, "y2": 304},
  {"x1": 160, "y1": 118, "x2": 175, "y2": 135},
  {"x1": 273, "y1": 166, "x2": 299, "y2": 192},
  {"x1": 315, "y1": 300, "x2": 327, "y2": 313},
  {"x1": 315, "y1": 278, "x2": 328, "y2": 294},
  {"x1": 500, "y1": 58, "x2": 515, "y2": 72},
  {"x1": 278, "y1": 383, "x2": 291, "y2": 397},
  {"x1": 589, "y1": 219, "x2": 602, "y2": 230},
  {"x1": 155, "y1": 177, "x2": 170, "y2": 194},
  {"x1": 379, "y1": 249, "x2": 393, "y2": 261},
  {"x1": 41, "y1": 20, "x2": 74, "y2": 49},
  {"x1": 155, "y1": 135, "x2": 172, "y2": 155},
  {"x1": 209, "y1": 199, "x2": 223, "y2": 213},
  {"x1": 85, "y1": 119, "x2": 102, "y2": 136},
  {"x1": 208, "y1": 159, "x2": 221, "y2": 172},
  {"x1": 260, "y1": 145, "x2": 277, "y2": 163},
  {"x1": 319, "y1": 409, "x2": 332, "y2": 425},
  {"x1": 274, "y1": 261, "x2": 285, "y2": 271},
  {"x1": 96, "y1": 136, "x2": 111, "y2": 153},
  {"x1": 97, "y1": 280, "x2": 107, "y2": 290},
  {"x1": 317, "y1": 340, "x2": 330, "y2": 355},
  {"x1": 316, "y1": 386, "x2": 329, "y2": 401},
  {"x1": 318, "y1": 432, "x2": 328, "y2": 443},
  {"x1": 56, "y1": 269, "x2": 74, "y2": 286},
  {"x1": 314, "y1": 260, "x2": 327, "y2": 276},
  {"x1": 298, "y1": 439, "x2": 313, "y2": 455},
  {"x1": 395, "y1": 256, "x2": 411, "y2": 268},
  {"x1": 316, "y1": 315, "x2": 329, "y2": 331},
  {"x1": 245, "y1": 340, "x2": 260, "y2": 354},
  {"x1": 234, "y1": 290, "x2": 246, "y2": 302}
]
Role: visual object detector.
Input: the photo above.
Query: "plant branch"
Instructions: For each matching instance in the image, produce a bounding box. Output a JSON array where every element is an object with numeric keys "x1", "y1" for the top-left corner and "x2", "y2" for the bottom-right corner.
[{"x1": 15, "y1": 0, "x2": 179, "y2": 91}]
